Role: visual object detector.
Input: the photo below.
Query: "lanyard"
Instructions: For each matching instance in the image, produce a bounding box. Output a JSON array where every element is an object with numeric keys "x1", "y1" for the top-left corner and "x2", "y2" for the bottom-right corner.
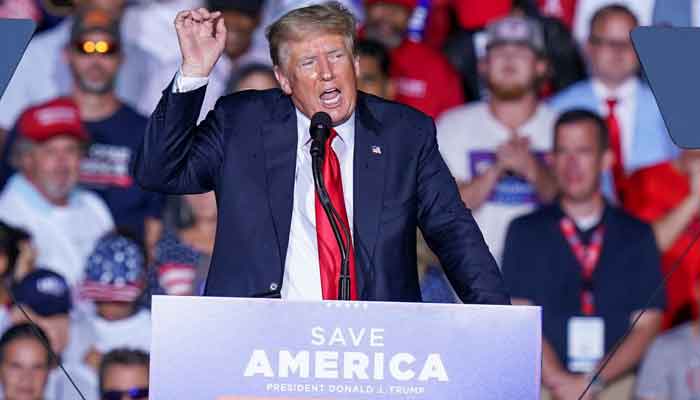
[{"x1": 559, "y1": 217, "x2": 605, "y2": 316}]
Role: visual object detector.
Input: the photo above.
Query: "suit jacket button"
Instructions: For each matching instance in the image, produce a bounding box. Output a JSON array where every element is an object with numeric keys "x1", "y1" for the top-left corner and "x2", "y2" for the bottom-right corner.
[{"x1": 269, "y1": 282, "x2": 278, "y2": 291}]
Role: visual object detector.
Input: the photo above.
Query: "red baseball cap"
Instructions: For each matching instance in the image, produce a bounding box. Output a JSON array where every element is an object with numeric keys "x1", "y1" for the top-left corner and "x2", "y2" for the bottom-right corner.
[
  {"x1": 365, "y1": 0, "x2": 418, "y2": 10},
  {"x1": 18, "y1": 98, "x2": 89, "y2": 143}
]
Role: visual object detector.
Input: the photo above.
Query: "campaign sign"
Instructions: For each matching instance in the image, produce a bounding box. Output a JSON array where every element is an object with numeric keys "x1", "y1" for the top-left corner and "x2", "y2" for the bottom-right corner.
[{"x1": 150, "y1": 296, "x2": 541, "y2": 399}]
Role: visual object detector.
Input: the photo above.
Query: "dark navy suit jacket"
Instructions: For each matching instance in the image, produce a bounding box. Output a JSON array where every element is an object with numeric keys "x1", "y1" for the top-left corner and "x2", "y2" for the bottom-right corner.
[{"x1": 134, "y1": 83, "x2": 509, "y2": 304}]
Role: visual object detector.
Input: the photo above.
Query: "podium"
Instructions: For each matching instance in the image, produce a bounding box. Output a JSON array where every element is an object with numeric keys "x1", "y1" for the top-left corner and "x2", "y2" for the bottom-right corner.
[{"x1": 150, "y1": 296, "x2": 541, "y2": 399}]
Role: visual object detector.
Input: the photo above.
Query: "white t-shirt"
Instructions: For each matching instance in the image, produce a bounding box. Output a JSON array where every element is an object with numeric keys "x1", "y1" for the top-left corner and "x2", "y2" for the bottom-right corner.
[
  {"x1": 88, "y1": 309, "x2": 151, "y2": 354},
  {"x1": 120, "y1": 0, "x2": 230, "y2": 120},
  {"x1": 45, "y1": 364, "x2": 98, "y2": 400},
  {"x1": 436, "y1": 102, "x2": 556, "y2": 263},
  {"x1": 0, "y1": 174, "x2": 114, "y2": 286}
]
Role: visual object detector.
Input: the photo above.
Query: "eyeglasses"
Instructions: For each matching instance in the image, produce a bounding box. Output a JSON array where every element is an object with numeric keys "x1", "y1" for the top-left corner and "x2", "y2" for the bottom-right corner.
[
  {"x1": 101, "y1": 387, "x2": 148, "y2": 400},
  {"x1": 588, "y1": 35, "x2": 633, "y2": 52},
  {"x1": 73, "y1": 40, "x2": 120, "y2": 55}
]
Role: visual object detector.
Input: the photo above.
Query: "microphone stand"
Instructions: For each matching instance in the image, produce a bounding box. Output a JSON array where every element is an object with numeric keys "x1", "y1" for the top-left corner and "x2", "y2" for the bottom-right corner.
[{"x1": 310, "y1": 137, "x2": 352, "y2": 300}]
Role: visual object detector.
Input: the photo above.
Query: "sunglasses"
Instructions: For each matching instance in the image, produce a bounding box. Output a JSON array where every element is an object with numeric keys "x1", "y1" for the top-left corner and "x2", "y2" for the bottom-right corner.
[
  {"x1": 101, "y1": 387, "x2": 148, "y2": 400},
  {"x1": 73, "y1": 40, "x2": 120, "y2": 55}
]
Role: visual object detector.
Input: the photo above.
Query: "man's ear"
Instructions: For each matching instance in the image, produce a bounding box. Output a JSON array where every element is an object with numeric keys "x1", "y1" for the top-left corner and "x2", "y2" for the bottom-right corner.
[
  {"x1": 354, "y1": 55, "x2": 360, "y2": 79},
  {"x1": 385, "y1": 77, "x2": 396, "y2": 101},
  {"x1": 273, "y1": 65, "x2": 292, "y2": 95},
  {"x1": 583, "y1": 40, "x2": 594, "y2": 65},
  {"x1": 477, "y1": 56, "x2": 488, "y2": 79},
  {"x1": 535, "y1": 58, "x2": 548, "y2": 80},
  {"x1": 601, "y1": 148, "x2": 615, "y2": 172}
]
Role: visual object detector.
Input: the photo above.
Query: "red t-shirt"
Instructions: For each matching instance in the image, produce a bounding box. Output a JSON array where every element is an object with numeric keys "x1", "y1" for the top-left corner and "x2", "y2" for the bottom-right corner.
[
  {"x1": 623, "y1": 162, "x2": 700, "y2": 329},
  {"x1": 390, "y1": 40, "x2": 465, "y2": 118}
]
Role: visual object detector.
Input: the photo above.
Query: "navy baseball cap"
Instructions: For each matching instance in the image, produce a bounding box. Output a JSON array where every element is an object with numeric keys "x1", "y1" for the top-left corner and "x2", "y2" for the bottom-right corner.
[{"x1": 12, "y1": 269, "x2": 72, "y2": 317}]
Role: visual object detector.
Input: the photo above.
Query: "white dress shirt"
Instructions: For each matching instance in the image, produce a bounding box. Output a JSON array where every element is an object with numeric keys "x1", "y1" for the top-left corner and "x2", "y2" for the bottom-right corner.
[
  {"x1": 592, "y1": 77, "x2": 637, "y2": 169},
  {"x1": 173, "y1": 73, "x2": 355, "y2": 300}
]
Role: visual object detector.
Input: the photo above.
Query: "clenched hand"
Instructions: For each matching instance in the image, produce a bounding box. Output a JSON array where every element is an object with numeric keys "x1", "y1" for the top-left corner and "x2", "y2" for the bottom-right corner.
[{"x1": 175, "y1": 7, "x2": 227, "y2": 77}]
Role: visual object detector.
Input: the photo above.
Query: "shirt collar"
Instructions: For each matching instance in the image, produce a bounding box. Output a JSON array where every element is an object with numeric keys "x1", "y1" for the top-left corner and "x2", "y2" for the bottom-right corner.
[
  {"x1": 8, "y1": 173, "x2": 79, "y2": 213},
  {"x1": 592, "y1": 76, "x2": 638, "y2": 102},
  {"x1": 296, "y1": 108, "x2": 356, "y2": 149},
  {"x1": 554, "y1": 198, "x2": 612, "y2": 232}
]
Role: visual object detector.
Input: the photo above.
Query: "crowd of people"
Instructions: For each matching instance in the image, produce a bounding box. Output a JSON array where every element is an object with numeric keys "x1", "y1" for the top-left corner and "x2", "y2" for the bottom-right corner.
[{"x1": 0, "y1": 0, "x2": 698, "y2": 399}]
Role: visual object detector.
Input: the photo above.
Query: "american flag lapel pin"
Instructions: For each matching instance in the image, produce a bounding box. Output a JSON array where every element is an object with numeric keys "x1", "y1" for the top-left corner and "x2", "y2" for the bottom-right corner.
[{"x1": 371, "y1": 145, "x2": 382, "y2": 155}]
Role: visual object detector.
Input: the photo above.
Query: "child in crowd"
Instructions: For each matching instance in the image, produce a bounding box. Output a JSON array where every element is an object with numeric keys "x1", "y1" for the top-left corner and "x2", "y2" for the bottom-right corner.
[{"x1": 79, "y1": 233, "x2": 151, "y2": 372}]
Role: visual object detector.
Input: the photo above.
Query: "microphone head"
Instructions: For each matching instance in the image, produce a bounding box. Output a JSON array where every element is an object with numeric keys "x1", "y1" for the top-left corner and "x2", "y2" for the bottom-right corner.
[{"x1": 310, "y1": 112, "x2": 332, "y2": 140}]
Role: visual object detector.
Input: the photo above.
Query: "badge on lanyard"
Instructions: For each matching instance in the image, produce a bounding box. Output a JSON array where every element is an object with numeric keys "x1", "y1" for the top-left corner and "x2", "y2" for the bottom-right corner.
[
  {"x1": 568, "y1": 316, "x2": 605, "y2": 373},
  {"x1": 560, "y1": 217, "x2": 606, "y2": 373}
]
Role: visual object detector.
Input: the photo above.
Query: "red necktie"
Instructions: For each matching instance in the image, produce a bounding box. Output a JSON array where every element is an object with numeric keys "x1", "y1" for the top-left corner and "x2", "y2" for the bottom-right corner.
[
  {"x1": 314, "y1": 128, "x2": 358, "y2": 300},
  {"x1": 605, "y1": 98, "x2": 627, "y2": 199}
]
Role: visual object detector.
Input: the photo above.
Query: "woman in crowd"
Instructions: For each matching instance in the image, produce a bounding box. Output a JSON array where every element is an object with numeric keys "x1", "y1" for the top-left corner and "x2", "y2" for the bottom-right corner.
[{"x1": 151, "y1": 192, "x2": 217, "y2": 297}]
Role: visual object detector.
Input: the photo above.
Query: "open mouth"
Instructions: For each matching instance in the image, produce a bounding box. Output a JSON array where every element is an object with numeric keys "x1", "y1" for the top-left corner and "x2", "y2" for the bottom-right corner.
[{"x1": 320, "y1": 88, "x2": 342, "y2": 108}]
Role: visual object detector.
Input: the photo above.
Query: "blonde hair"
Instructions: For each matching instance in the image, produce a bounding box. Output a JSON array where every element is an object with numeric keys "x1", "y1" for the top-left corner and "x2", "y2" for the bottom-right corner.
[{"x1": 266, "y1": 1, "x2": 357, "y2": 67}]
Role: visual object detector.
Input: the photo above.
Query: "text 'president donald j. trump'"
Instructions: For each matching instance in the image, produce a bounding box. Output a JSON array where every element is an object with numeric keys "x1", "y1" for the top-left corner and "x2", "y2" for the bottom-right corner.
[{"x1": 134, "y1": 1, "x2": 510, "y2": 303}]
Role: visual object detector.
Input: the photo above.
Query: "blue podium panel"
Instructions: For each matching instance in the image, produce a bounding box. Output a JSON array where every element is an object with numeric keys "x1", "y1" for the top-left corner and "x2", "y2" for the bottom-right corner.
[
  {"x1": 151, "y1": 296, "x2": 541, "y2": 400},
  {"x1": 0, "y1": 19, "x2": 36, "y2": 99},
  {"x1": 632, "y1": 27, "x2": 700, "y2": 149}
]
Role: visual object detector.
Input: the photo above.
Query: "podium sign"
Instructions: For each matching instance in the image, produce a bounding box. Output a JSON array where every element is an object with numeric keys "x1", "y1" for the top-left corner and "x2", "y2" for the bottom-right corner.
[{"x1": 150, "y1": 296, "x2": 541, "y2": 399}]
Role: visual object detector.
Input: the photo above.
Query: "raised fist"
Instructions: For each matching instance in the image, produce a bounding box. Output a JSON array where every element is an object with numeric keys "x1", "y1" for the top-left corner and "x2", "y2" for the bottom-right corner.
[{"x1": 174, "y1": 8, "x2": 227, "y2": 77}]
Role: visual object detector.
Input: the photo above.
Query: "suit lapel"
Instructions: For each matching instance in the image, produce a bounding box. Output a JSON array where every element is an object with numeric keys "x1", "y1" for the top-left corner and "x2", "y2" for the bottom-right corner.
[
  {"x1": 261, "y1": 94, "x2": 297, "y2": 271},
  {"x1": 353, "y1": 95, "x2": 385, "y2": 299}
]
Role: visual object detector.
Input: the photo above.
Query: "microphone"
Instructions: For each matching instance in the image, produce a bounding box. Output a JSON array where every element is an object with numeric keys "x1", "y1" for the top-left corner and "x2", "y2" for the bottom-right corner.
[
  {"x1": 310, "y1": 112, "x2": 331, "y2": 160},
  {"x1": 309, "y1": 112, "x2": 352, "y2": 300}
]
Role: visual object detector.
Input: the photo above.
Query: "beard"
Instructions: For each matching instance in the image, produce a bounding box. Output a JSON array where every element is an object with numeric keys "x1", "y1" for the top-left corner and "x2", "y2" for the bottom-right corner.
[
  {"x1": 487, "y1": 77, "x2": 537, "y2": 101},
  {"x1": 37, "y1": 176, "x2": 75, "y2": 203},
  {"x1": 71, "y1": 64, "x2": 116, "y2": 95},
  {"x1": 364, "y1": 24, "x2": 403, "y2": 50}
]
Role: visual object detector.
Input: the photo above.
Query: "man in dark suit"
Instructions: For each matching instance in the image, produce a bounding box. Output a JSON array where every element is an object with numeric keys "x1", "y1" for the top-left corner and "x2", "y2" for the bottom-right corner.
[{"x1": 134, "y1": 2, "x2": 508, "y2": 303}]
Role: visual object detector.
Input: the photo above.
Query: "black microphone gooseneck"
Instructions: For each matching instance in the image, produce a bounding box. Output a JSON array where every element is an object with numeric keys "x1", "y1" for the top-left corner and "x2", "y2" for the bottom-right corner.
[
  {"x1": 577, "y1": 223, "x2": 700, "y2": 399},
  {"x1": 309, "y1": 112, "x2": 352, "y2": 300}
]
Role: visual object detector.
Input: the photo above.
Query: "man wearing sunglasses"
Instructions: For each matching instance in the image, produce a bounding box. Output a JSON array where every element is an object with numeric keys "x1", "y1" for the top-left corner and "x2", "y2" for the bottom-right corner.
[
  {"x1": 67, "y1": 7, "x2": 165, "y2": 259},
  {"x1": 98, "y1": 349, "x2": 149, "y2": 400},
  {"x1": 0, "y1": 7, "x2": 165, "y2": 260}
]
